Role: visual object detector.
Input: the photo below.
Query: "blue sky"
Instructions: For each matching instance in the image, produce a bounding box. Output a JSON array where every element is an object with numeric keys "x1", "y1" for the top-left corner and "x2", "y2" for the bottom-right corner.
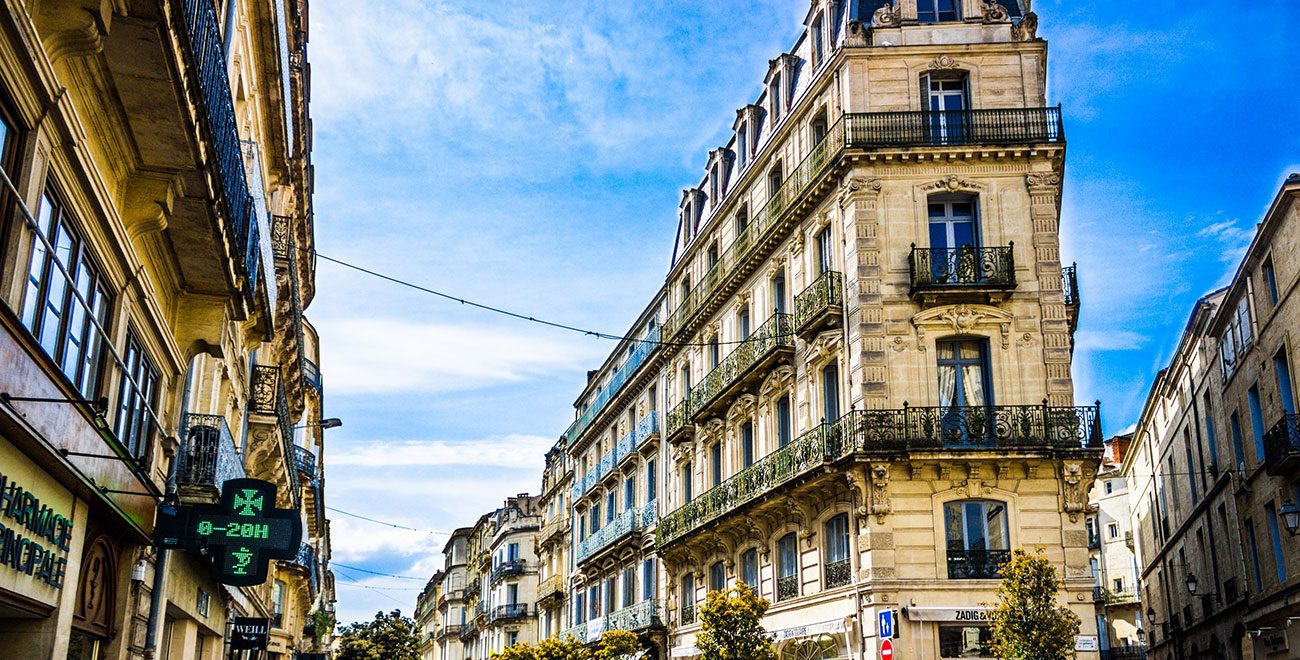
[{"x1": 305, "y1": 0, "x2": 1300, "y2": 623}]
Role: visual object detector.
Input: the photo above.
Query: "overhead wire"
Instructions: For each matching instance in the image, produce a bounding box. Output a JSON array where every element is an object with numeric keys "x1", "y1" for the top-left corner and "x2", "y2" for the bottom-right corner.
[
  {"x1": 332, "y1": 562, "x2": 428, "y2": 581},
  {"x1": 334, "y1": 569, "x2": 414, "y2": 607},
  {"x1": 326, "y1": 506, "x2": 452, "y2": 535}
]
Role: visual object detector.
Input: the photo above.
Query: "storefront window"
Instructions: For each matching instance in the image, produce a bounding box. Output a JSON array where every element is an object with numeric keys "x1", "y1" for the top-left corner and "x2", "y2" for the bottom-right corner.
[
  {"x1": 938, "y1": 624, "x2": 995, "y2": 658},
  {"x1": 779, "y1": 635, "x2": 840, "y2": 660}
]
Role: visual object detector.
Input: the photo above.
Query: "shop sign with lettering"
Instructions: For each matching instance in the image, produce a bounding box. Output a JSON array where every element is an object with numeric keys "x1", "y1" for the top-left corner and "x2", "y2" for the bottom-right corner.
[
  {"x1": 231, "y1": 617, "x2": 271, "y2": 650},
  {"x1": 903, "y1": 606, "x2": 992, "y2": 622},
  {"x1": 156, "y1": 479, "x2": 301, "y2": 586},
  {"x1": 0, "y1": 468, "x2": 72, "y2": 589}
]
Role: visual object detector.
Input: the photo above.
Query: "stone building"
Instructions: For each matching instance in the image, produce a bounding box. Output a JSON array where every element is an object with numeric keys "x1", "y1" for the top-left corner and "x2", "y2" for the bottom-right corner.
[
  {"x1": 1124, "y1": 174, "x2": 1300, "y2": 660},
  {"x1": 536, "y1": 443, "x2": 572, "y2": 639},
  {"x1": 417, "y1": 573, "x2": 443, "y2": 660},
  {"x1": 0, "y1": 0, "x2": 334, "y2": 658},
  {"x1": 1086, "y1": 434, "x2": 1142, "y2": 655},
  {"x1": 536, "y1": 3, "x2": 1105, "y2": 660}
]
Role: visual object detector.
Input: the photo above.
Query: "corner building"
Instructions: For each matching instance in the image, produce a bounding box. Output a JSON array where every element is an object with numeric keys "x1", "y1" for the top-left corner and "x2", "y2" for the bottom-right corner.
[
  {"x1": 0, "y1": 0, "x2": 334, "y2": 657},
  {"x1": 546, "y1": 3, "x2": 1104, "y2": 660}
]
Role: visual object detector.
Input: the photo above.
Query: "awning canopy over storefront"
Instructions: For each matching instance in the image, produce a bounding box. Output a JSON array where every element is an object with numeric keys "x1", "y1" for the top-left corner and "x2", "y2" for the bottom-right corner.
[{"x1": 670, "y1": 619, "x2": 851, "y2": 658}]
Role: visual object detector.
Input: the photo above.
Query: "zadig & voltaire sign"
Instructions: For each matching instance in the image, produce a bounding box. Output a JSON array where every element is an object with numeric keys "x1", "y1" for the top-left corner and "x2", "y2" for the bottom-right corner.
[{"x1": 0, "y1": 468, "x2": 73, "y2": 589}]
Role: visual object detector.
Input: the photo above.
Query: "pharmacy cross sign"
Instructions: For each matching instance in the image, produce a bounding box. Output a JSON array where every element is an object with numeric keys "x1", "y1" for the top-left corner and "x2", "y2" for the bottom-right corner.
[{"x1": 184, "y1": 478, "x2": 301, "y2": 586}]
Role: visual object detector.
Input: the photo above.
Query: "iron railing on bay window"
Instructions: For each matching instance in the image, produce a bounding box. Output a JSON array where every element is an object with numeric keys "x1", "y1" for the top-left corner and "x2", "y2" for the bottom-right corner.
[
  {"x1": 177, "y1": 413, "x2": 245, "y2": 488},
  {"x1": 794, "y1": 270, "x2": 843, "y2": 331},
  {"x1": 909, "y1": 245, "x2": 1015, "y2": 290}
]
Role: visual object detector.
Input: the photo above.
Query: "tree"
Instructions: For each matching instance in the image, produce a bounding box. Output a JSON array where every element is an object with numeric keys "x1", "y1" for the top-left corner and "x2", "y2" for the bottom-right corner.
[
  {"x1": 494, "y1": 641, "x2": 540, "y2": 660},
  {"x1": 987, "y1": 548, "x2": 1081, "y2": 660},
  {"x1": 697, "y1": 582, "x2": 775, "y2": 660},
  {"x1": 596, "y1": 630, "x2": 642, "y2": 660},
  {"x1": 335, "y1": 609, "x2": 422, "y2": 660},
  {"x1": 537, "y1": 636, "x2": 587, "y2": 660}
]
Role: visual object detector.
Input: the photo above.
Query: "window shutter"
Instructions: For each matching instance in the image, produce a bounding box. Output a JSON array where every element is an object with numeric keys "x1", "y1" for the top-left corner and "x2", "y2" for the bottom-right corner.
[{"x1": 920, "y1": 73, "x2": 932, "y2": 111}]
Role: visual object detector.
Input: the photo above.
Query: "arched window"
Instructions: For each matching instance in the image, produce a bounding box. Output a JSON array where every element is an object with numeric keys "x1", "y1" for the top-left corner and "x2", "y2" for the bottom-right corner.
[
  {"x1": 709, "y1": 561, "x2": 726, "y2": 592},
  {"x1": 777, "y1": 396, "x2": 792, "y2": 448},
  {"x1": 681, "y1": 573, "x2": 696, "y2": 623},
  {"x1": 779, "y1": 635, "x2": 840, "y2": 660},
  {"x1": 777, "y1": 533, "x2": 799, "y2": 601},
  {"x1": 742, "y1": 422, "x2": 755, "y2": 468},
  {"x1": 824, "y1": 514, "x2": 850, "y2": 588},
  {"x1": 741, "y1": 548, "x2": 759, "y2": 588},
  {"x1": 944, "y1": 500, "x2": 1010, "y2": 579},
  {"x1": 822, "y1": 363, "x2": 840, "y2": 423}
]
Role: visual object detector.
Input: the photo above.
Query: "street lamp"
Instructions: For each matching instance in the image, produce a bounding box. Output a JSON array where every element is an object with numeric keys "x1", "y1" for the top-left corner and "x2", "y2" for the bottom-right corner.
[
  {"x1": 1280, "y1": 501, "x2": 1300, "y2": 535},
  {"x1": 293, "y1": 418, "x2": 343, "y2": 430},
  {"x1": 1186, "y1": 572, "x2": 1199, "y2": 595}
]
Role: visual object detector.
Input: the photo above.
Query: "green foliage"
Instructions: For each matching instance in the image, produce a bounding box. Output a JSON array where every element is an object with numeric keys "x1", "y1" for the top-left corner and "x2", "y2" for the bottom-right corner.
[
  {"x1": 494, "y1": 641, "x2": 539, "y2": 660},
  {"x1": 537, "y1": 636, "x2": 586, "y2": 660},
  {"x1": 987, "y1": 548, "x2": 1081, "y2": 660},
  {"x1": 336, "y1": 610, "x2": 422, "y2": 660},
  {"x1": 312, "y1": 609, "x2": 337, "y2": 645},
  {"x1": 697, "y1": 582, "x2": 775, "y2": 660},
  {"x1": 596, "y1": 630, "x2": 641, "y2": 660}
]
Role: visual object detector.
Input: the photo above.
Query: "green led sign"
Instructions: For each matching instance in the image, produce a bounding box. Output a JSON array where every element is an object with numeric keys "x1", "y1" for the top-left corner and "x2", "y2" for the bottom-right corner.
[{"x1": 157, "y1": 478, "x2": 301, "y2": 586}]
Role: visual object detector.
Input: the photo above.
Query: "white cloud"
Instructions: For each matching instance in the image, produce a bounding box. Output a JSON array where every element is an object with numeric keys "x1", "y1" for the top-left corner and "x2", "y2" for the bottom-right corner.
[
  {"x1": 1073, "y1": 330, "x2": 1149, "y2": 352},
  {"x1": 330, "y1": 434, "x2": 553, "y2": 469},
  {"x1": 318, "y1": 317, "x2": 603, "y2": 395}
]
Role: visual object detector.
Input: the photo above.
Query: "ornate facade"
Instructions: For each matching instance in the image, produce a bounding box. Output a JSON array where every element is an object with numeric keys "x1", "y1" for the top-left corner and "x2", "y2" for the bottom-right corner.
[{"x1": 0, "y1": 0, "x2": 334, "y2": 658}]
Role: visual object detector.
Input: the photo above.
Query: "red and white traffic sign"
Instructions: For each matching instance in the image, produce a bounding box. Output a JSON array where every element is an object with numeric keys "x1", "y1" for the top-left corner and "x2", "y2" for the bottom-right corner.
[{"x1": 880, "y1": 639, "x2": 894, "y2": 660}]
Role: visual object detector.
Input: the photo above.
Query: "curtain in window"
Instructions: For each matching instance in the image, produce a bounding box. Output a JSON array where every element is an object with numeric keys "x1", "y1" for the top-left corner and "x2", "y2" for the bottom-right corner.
[
  {"x1": 944, "y1": 503, "x2": 964, "y2": 551},
  {"x1": 779, "y1": 534, "x2": 797, "y2": 578}
]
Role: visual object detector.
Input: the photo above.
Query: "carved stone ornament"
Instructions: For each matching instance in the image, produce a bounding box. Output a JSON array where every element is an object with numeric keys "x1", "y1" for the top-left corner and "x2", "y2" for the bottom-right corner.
[
  {"x1": 982, "y1": 0, "x2": 1010, "y2": 23},
  {"x1": 925, "y1": 174, "x2": 985, "y2": 194},
  {"x1": 845, "y1": 468, "x2": 869, "y2": 518},
  {"x1": 911, "y1": 303, "x2": 1015, "y2": 350},
  {"x1": 767, "y1": 255, "x2": 788, "y2": 280},
  {"x1": 1012, "y1": 12, "x2": 1039, "y2": 41},
  {"x1": 872, "y1": 2, "x2": 900, "y2": 27},
  {"x1": 930, "y1": 55, "x2": 960, "y2": 70},
  {"x1": 870, "y1": 464, "x2": 891, "y2": 523},
  {"x1": 792, "y1": 230, "x2": 806, "y2": 256},
  {"x1": 838, "y1": 176, "x2": 882, "y2": 208},
  {"x1": 1061, "y1": 461, "x2": 1089, "y2": 522},
  {"x1": 1025, "y1": 172, "x2": 1063, "y2": 191}
]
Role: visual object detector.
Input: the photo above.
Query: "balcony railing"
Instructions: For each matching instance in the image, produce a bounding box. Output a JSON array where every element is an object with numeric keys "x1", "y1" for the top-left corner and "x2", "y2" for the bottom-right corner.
[
  {"x1": 303, "y1": 358, "x2": 322, "y2": 395},
  {"x1": 576, "y1": 502, "x2": 656, "y2": 564},
  {"x1": 177, "y1": 0, "x2": 261, "y2": 297},
  {"x1": 1099, "y1": 647, "x2": 1147, "y2": 660},
  {"x1": 575, "y1": 412, "x2": 660, "y2": 499},
  {"x1": 689, "y1": 313, "x2": 794, "y2": 420},
  {"x1": 491, "y1": 560, "x2": 527, "y2": 583},
  {"x1": 538, "y1": 574, "x2": 566, "y2": 603},
  {"x1": 459, "y1": 621, "x2": 478, "y2": 640},
  {"x1": 560, "y1": 623, "x2": 588, "y2": 643},
  {"x1": 562, "y1": 325, "x2": 660, "y2": 447},
  {"x1": 680, "y1": 604, "x2": 696, "y2": 625},
  {"x1": 662, "y1": 107, "x2": 1064, "y2": 344},
  {"x1": 606, "y1": 599, "x2": 664, "y2": 632},
  {"x1": 294, "y1": 445, "x2": 317, "y2": 480},
  {"x1": 909, "y1": 246, "x2": 1015, "y2": 292},
  {"x1": 776, "y1": 575, "x2": 798, "y2": 601},
  {"x1": 249, "y1": 365, "x2": 281, "y2": 415},
  {"x1": 825, "y1": 559, "x2": 851, "y2": 588},
  {"x1": 177, "y1": 413, "x2": 246, "y2": 489},
  {"x1": 657, "y1": 404, "x2": 1101, "y2": 547},
  {"x1": 666, "y1": 398, "x2": 693, "y2": 443},
  {"x1": 1063, "y1": 263, "x2": 1080, "y2": 306},
  {"x1": 1264, "y1": 414, "x2": 1300, "y2": 475},
  {"x1": 541, "y1": 515, "x2": 571, "y2": 544},
  {"x1": 946, "y1": 549, "x2": 1011, "y2": 579},
  {"x1": 490, "y1": 604, "x2": 531, "y2": 622},
  {"x1": 794, "y1": 270, "x2": 843, "y2": 336},
  {"x1": 294, "y1": 543, "x2": 319, "y2": 595}
]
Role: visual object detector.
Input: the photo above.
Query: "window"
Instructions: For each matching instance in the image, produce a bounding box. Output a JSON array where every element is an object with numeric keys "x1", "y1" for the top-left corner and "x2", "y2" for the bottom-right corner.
[
  {"x1": 737, "y1": 124, "x2": 748, "y2": 168},
  {"x1": 647, "y1": 459, "x2": 657, "y2": 502},
  {"x1": 1267, "y1": 502, "x2": 1287, "y2": 582},
  {"x1": 707, "y1": 243, "x2": 719, "y2": 269},
  {"x1": 777, "y1": 533, "x2": 798, "y2": 600},
  {"x1": 944, "y1": 500, "x2": 1009, "y2": 579},
  {"x1": 741, "y1": 549, "x2": 758, "y2": 589},
  {"x1": 679, "y1": 279, "x2": 691, "y2": 306},
  {"x1": 20, "y1": 191, "x2": 112, "y2": 398},
  {"x1": 822, "y1": 363, "x2": 840, "y2": 422},
  {"x1": 769, "y1": 74, "x2": 782, "y2": 122},
  {"x1": 811, "y1": 13, "x2": 825, "y2": 67},
  {"x1": 625, "y1": 476, "x2": 636, "y2": 511},
  {"x1": 710, "y1": 164, "x2": 719, "y2": 200},
  {"x1": 938, "y1": 625, "x2": 994, "y2": 659},
  {"x1": 683, "y1": 461, "x2": 693, "y2": 501},
  {"x1": 773, "y1": 271, "x2": 787, "y2": 314},
  {"x1": 709, "y1": 337, "x2": 720, "y2": 369},
  {"x1": 1220, "y1": 295, "x2": 1254, "y2": 376},
  {"x1": 507, "y1": 632, "x2": 519, "y2": 648},
  {"x1": 811, "y1": 111, "x2": 828, "y2": 147},
  {"x1": 1107, "y1": 523, "x2": 1119, "y2": 540},
  {"x1": 1230, "y1": 411, "x2": 1247, "y2": 470},
  {"x1": 1201, "y1": 393, "x2": 1221, "y2": 475},
  {"x1": 681, "y1": 573, "x2": 695, "y2": 616},
  {"x1": 115, "y1": 332, "x2": 159, "y2": 458},
  {"x1": 742, "y1": 422, "x2": 755, "y2": 468},
  {"x1": 917, "y1": 0, "x2": 959, "y2": 23},
  {"x1": 1263, "y1": 256, "x2": 1279, "y2": 305},
  {"x1": 591, "y1": 502, "x2": 601, "y2": 532},
  {"x1": 508, "y1": 542, "x2": 519, "y2": 561},
  {"x1": 623, "y1": 567, "x2": 636, "y2": 608},
  {"x1": 709, "y1": 561, "x2": 726, "y2": 592},
  {"x1": 824, "y1": 514, "x2": 850, "y2": 587},
  {"x1": 1249, "y1": 384, "x2": 1266, "y2": 463},
  {"x1": 1276, "y1": 348, "x2": 1296, "y2": 415},
  {"x1": 929, "y1": 196, "x2": 977, "y2": 250},
  {"x1": 681, "y1": 364, "x2": 691, "y2": 396},
  {"x1": 589, "y1": 585, "x2": 601, "y2": 619},
  {"x1": 777, "y1": 396, "x2": 792, "y2": 447},
  {"x1": 736, "y1": 206, "x2": 750, "y2": 237},
  {"x1": 574, "y1": 591, "x2": 586, "y2": 624},
  {"x1": 606, "y1": 491, "x2": 615, "y2": 523},
  {"x1": 1245, "y1": 518, "x2": 1264, "y2": 592},
  {"x1": 643, "y1": 560, "x2": 656, "y2": 600},
  {"x1": 1183, "y1": 428, "x2": 1199, "y2": 503},
  {"x1": 937, "y1": 339, "x2": 990, "y2": 409},
  {"x1": 605, "y1": 577, "x2": 616, "y2": 615},
  {"x1": 508, "y1": 583, "x2": 519, "y2": 604},
  {"x1": 816, "y1": 226, "x2": 832, "y2": 275},
  {"x1": 272, "y1": 579, "x2": 287, "y2": 628},
  {"x1": 1104, "y1": 480, "x2": 1114, "y2": 495},
  {"x1": 738, "y1": 306, "x2": 751, "y2": 339},
  {"x1": 711, "y1": 443, "x2": 723, "y2": 487}
]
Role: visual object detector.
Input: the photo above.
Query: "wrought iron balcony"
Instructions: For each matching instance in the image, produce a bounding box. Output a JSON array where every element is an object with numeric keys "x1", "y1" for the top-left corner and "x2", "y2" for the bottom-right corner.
[
  {"x1": 1264, "y1": 414, "x2": 1300, "y2": 475},
  {"x1": 272, "y1": 214, "x2": 293, "y2": 261},
  {"x1": 490, "y1": 604, "x2": 531, "y2": 622},
  {"x1": 661, "y1": 108, "x2": 1064, "y2": 344},
  {"x1": 794, "y1": 270, "x2": 843, "y2": 339},
  {"x1": 177, "y1": 413, "x2": 246, "y2": 492},
  {"x1": 465, "y1": 579, "x2": 480, "y2": 600},
  {"x1": 293, "y1": 542, "x2": 320, "y2": 595},
  {"x1": 946, "y1": 548, "x2": 1011, "y2": 579},
  {"x1": 825, "y1": 559, "x2": 851, "y2": 588},
  {"x1": 1063, "y1": 263, "x2": 1080, "y2": 307},
  {"x1": 908, "y1": 245, "x2": 1015, "y2": 293},
  {"x1": 776, "y1": 575, "x2": 798, "y2": 601},
  {"x1": 560, "y1": 623, "x2": 588, "y2": 643},
  {"x1": 538, "y1": 574, "x2": 566, "y2": 603},
  {"x1": 606, "y1": 599, "x2": 664, "y2": 632},
  {"x1": 844, "y1": 403, "x2": 1104, "y2": 452},
  {"x1": 689, "y1": 313, "x2": 794, "y2": 421},
  {"x1": 491, "y1": 560, "x2": 527, "y2": 583},
  {"x1": 574, "y1": 412, "x2": 660, "y2": 500},
  {"x1": 576, "y1": 502, "x2": 656, "y2": 564},
  {"x1": 680, "y1": 604, "x2": 696, "y2": 625},
  {"x1": 294, "y1": 444, "x2": 317, "y2": 480},
  {"x1": 541, "y1": 515, "x2": 570, "y2": 545},
  {"x1": 459, "y1": 621, "x2": 478, "y2": 640},
  {"x1": 562, "y1": 325, "x2": 660, "y2": 447},
  {"x1": 303, "y1": 357, "x2": 322, "y2": 395},
  {"x1": 1099, "y1": 647, "x2": 1147, "y2": 660},
  {"x1": 249, "y1": 365, "x2": 282, "y2": 415},
  {"x1": 666, "y1": 398, "x2": 693, "y2": 443}
]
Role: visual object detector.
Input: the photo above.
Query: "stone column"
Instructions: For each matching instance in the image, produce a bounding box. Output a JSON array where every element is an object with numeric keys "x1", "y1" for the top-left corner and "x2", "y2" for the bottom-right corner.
[
  {"x1": 1026, "y1": 172, "x2": 1074, "y2": 406},
  {"x1": 841, "y1": 175, "x2": 889, "y2": 411}
]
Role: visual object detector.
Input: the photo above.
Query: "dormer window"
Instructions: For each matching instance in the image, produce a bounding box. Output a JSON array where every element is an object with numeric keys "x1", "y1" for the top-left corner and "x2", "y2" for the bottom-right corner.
[
  {"x1": 811, "y1": 13, "x2": 825, "y2": 67},
  {"x1": 917, "y1": 0, "x2": 959, "y2": 23},
  {"x1": 737, "y1": 124, "x2": 748, "y2": 168},
  {"x1": 710, "y1": 164, "x2": 720, "y2": 200},
  {"x1": 770, "y1": 74, "x2": 782, "y2": 122}
]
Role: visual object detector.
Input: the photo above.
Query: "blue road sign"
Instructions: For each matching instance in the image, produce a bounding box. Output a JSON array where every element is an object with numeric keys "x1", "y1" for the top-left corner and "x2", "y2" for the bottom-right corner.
[{"x1": 878, "y1": 610, "x2": 894, "y2": 638}]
